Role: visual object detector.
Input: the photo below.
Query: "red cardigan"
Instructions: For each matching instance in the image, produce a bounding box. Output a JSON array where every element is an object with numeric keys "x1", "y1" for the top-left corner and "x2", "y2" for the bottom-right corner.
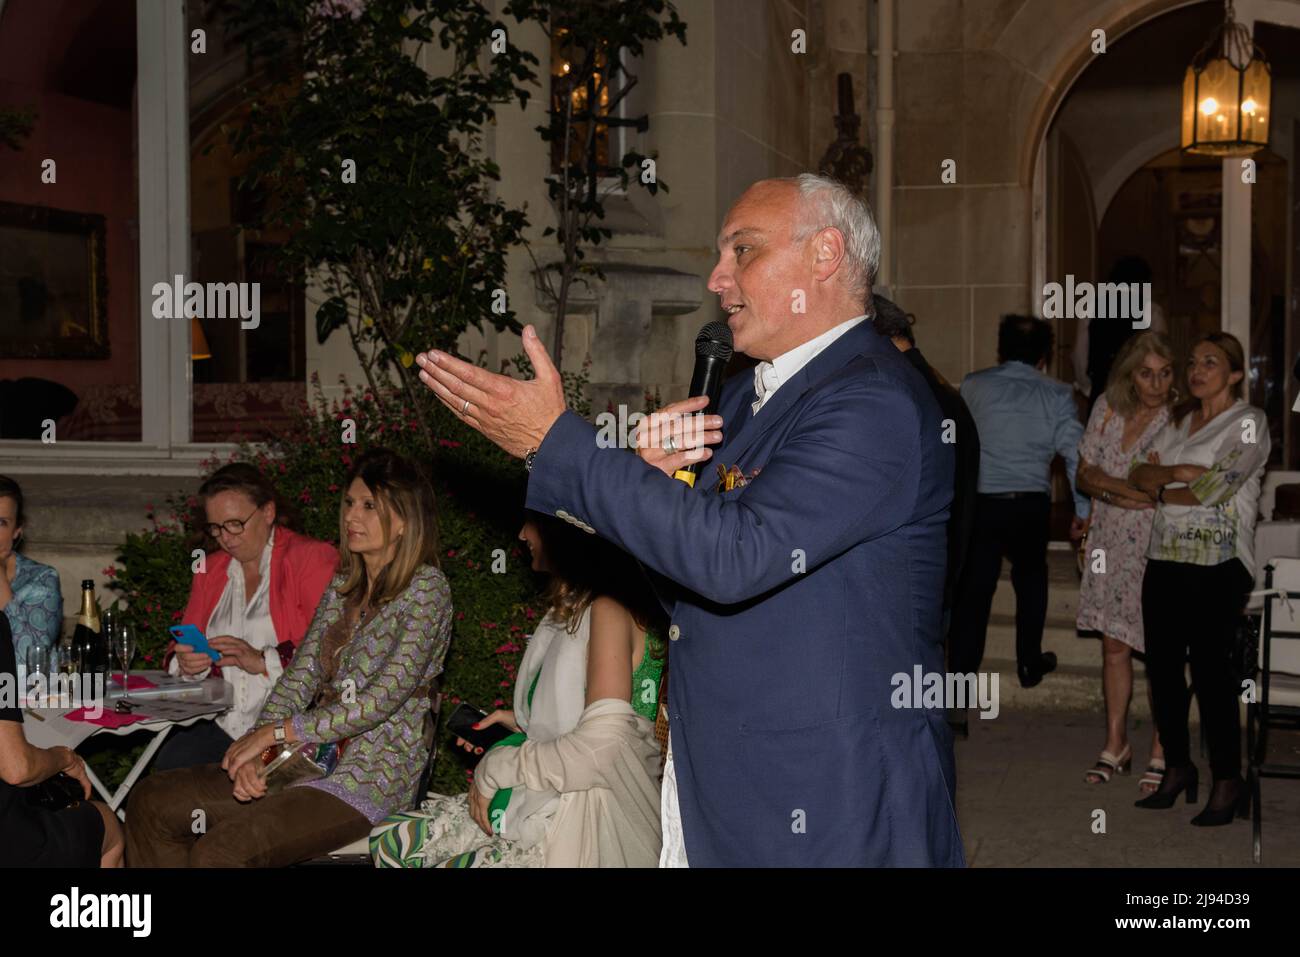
[{"x1": 167, "y1": 525, "x2": 339, "y2": 673}]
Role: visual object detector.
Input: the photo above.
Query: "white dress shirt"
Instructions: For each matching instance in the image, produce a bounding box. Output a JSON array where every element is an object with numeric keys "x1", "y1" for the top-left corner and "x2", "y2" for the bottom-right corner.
[
  {"x1": 659, "y1": 313, "x2": 869, "y2": 867},
  {"x1": 169, "y1": 527, "x2": 285, "y2": 739}
]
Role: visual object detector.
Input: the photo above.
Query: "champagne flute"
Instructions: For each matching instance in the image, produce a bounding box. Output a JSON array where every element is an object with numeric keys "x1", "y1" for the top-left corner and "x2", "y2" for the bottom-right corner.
[{"x1": 112, "y1": 622, "x2": 137, "y2": 696}]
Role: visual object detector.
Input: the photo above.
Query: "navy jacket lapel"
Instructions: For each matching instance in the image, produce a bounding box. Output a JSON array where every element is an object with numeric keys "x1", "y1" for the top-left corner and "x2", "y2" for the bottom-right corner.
[{"x1": 715, "y1": 318, "x2": 881, "y2": 468}]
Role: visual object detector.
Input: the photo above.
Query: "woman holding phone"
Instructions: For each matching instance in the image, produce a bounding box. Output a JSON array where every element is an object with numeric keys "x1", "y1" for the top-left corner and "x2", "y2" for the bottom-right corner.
[
  {"x1": 370, "y1": 511, "x2": 665, "y2": 868},
  {"x1": 155, "y1": 463, "x2": 338, "y2": 770},
  {"x1": 126, "y1": 449, "x2": 453, "y2": 867}
]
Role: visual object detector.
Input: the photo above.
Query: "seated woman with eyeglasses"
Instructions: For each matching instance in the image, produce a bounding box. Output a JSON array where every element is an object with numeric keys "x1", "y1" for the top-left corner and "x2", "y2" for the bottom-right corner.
[
  {"x1": 153, "y1": 463, "x2": 339, "y2": 771},
  {"x1": 126, "y1": 449, "x2": 453, "y2": 866}
]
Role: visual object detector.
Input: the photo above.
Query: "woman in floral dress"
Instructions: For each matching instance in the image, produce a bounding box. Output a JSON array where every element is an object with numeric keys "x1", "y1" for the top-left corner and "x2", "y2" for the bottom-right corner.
[{"x1": 1076, "y1": 332, "x2": 1174, "y2": 791}]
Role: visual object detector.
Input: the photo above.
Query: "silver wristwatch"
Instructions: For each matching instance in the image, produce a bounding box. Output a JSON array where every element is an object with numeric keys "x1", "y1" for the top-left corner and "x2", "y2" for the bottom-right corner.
[
  {"x1": 524, "y1": 447, "x2": 538, "y2": 472},
  {"x1": 273, "y1": 722, "x2": 286, "y2": 743}
]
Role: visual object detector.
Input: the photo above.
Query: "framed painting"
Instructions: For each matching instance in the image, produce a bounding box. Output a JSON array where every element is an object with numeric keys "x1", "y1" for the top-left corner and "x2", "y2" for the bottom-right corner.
[{"x1": 0, "y1": 200, "x2": 108, "y2": 358}]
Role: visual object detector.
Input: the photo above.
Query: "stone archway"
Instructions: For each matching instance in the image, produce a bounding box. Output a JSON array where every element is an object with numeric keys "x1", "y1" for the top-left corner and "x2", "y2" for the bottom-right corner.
[{"x1": 1017, "y1": 0, "x2": 1211, "y2": 187}]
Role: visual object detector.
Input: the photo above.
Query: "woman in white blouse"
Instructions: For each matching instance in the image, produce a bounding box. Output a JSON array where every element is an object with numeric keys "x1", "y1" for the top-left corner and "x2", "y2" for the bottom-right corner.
[
  {"x1": 154, "y1": 464, "x2": 338, "y2": 770},
  {"x1": 1129, "y1": 332, "x2": 1268, "y2": 827}
]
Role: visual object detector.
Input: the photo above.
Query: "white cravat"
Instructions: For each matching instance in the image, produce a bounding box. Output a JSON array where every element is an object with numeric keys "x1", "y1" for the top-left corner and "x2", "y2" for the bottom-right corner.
[
  {"x1": 751, "y1": 363, "x2": 782, "y2": 415},
  {"x1": 659, "y1": 312, "x2": 869, "y2": 868}
]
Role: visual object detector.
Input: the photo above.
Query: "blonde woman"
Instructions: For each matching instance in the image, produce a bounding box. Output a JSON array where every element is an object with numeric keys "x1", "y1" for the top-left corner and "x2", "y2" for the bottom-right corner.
[
  {"x1": 1075, "y1": 332, "x2": 1174, "y2": 791},
  {"x1": 127, "y1": 449, "x2": 452, "y2": 866}
]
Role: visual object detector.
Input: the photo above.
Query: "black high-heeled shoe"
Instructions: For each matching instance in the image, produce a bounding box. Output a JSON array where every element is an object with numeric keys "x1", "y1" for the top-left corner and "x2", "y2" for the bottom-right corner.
[
  {"x1": 1135, "y1": 764, "x2": 1198, "y2": 809},
  {"x1": 1190, "y1": 777, "x2": 1250, "y2": 827}
]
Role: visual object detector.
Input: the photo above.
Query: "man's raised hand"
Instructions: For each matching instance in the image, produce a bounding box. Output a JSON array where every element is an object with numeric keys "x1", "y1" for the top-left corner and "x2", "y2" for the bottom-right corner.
[{"x1": 416, "y1": 324, "x2": 567, "y2": 459}]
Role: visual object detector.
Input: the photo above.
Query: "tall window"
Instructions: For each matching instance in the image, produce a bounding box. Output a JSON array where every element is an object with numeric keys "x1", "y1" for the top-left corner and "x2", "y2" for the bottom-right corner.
[{"x1": 549, "y1": 27, "x2": 626, "y2": 177}]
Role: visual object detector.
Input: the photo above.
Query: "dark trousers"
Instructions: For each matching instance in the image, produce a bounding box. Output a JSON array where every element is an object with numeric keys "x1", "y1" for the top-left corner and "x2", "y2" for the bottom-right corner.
[
  {"x1": 125, "y1": 763, "x2": 370, "y2": 867},
  {"x1": 949, "y1": 493, "x2": 1050, "y2": 675},
  {"x1": 151, "y1": 720, "x2": 234, "y2": 772},
  {"x1": 1142, "y1": 558, "x2": 1251, "y2": 781}
]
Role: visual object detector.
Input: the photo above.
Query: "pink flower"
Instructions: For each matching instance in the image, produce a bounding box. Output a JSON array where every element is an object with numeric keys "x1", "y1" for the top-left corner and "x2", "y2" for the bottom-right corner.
[
  {"x1": 493, "y1": 699, "x2": 504, "y2": 708},
  {"x1": 524, "y1": 607, "x2": 536, "y2": 620},
  {"x1": 446, "y1": 549, "x2": 457, "y2": 558}
]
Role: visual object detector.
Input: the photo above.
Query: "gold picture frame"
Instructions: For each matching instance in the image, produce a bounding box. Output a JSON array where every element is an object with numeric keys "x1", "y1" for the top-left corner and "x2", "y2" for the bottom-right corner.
[{"x1": 0, "y1": 200, "x2": 109, "y2": 359}]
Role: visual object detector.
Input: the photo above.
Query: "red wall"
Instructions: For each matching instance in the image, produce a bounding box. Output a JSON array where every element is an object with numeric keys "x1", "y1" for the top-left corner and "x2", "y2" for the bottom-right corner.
[{"x1": 0, "y1": 0, "x2": 139, "y2": 398}]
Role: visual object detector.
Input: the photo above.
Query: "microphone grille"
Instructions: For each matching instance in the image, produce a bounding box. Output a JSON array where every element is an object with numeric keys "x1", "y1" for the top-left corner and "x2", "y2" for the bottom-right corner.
[{"x1": 695, "y1": 321, "x2": 734, "y2": 361}]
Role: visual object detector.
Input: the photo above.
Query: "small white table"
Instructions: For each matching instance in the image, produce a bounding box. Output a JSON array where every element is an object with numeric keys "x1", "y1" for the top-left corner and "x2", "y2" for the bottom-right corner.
[{"x1": 23, "y1": 672, "x2": 233, "y2": 820}]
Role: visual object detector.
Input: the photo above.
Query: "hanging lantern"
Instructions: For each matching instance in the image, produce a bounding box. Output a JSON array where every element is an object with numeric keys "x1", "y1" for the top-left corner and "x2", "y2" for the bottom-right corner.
[{"x1": 1181, "y1": 0, "x2": 1271, "y2": 156}]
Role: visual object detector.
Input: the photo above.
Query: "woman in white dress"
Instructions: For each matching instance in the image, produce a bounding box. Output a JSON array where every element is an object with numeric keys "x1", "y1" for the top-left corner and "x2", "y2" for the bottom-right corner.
[{"x1": 370, "y1": 511, "x2": 667, "y2": 867}]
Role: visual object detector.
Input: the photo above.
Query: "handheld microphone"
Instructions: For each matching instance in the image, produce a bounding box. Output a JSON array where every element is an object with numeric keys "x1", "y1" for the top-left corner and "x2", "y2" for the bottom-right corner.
[{"x1": 673, "y1": 320, "x2": 734, "y2": 487}]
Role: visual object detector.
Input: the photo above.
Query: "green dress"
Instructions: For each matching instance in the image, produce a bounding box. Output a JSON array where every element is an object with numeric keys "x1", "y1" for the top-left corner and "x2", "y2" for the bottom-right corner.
[{"x1": 370, "y1": 625, "x2": 664, "y2": 868}]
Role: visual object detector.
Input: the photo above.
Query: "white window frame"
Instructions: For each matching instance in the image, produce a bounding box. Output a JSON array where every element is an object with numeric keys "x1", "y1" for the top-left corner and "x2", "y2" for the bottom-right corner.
[{"x1": 1, "y1": 0, "x2": 242, "y2": 476}]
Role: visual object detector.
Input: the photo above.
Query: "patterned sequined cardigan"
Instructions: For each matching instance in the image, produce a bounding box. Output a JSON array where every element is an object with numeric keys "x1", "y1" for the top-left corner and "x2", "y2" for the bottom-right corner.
[{"x1": 258, "y1": 563, "x2": 453, "y2": 824}]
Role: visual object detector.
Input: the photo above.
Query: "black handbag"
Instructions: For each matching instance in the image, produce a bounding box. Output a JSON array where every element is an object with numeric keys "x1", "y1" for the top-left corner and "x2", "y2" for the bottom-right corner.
[{"x1": 26, "y1": 772, "x2": 85, "y2": 811}]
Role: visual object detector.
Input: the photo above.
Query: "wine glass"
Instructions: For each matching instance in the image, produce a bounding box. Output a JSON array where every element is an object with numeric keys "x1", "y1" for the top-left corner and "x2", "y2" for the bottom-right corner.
[
  {"x1": 24, "y1": 644, "x2": 48, "y2": 706},
  {"x1": 112, "y1": 622, "x2": 137, "y2": 696}
]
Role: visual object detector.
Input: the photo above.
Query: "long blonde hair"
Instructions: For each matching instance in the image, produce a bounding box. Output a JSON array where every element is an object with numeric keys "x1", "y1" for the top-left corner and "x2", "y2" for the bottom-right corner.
[
  {"x1": 1104, "y1": 331, "x2": 1176, "y2": 418},
  {"x1": 335, "y1": 448, "x2": 440, "y2": 607}
]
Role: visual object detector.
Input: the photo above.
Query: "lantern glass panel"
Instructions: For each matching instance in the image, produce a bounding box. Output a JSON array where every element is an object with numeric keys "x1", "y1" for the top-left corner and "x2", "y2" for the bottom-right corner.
[
  {"x1": 1196, "y1": 58, "x2": 1236, "y2": 148},
  {"x1": 1239, "y1": 59, "x2": 1270, "y2": 146}
]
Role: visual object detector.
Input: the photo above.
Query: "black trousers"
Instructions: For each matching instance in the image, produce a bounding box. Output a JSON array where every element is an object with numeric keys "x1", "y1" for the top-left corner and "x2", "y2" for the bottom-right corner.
[
  {"x1": 1142, "y1": 558, "x2": 1251, "y2": 781},
  {"x1": 948, "y1": 493, "x2": 1050, "y2": 675}
]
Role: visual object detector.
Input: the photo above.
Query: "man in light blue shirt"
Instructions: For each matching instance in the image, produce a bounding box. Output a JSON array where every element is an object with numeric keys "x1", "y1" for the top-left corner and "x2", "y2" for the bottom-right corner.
[{"x1": 951, "y1": 315, "x2": 1087, "y2": 688}]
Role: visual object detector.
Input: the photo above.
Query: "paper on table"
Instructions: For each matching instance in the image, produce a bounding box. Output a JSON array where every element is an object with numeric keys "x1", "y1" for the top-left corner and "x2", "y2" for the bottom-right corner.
[{"x1": 136, "y1": 698, "x2": 227, "y2": 723}]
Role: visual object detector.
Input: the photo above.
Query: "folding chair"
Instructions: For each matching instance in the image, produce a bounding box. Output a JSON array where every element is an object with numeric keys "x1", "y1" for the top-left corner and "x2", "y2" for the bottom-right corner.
[
  {"x1": 299, "y1": 680, "x2": 445, "y2": 866},
  {"x1": 1247, "y1": 561, "x2": 1300, "y2": 864}
]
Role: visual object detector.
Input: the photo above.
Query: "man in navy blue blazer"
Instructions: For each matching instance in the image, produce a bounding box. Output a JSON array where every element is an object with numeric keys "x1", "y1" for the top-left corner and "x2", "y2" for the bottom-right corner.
[{"x1": 416, "y1": 174, "x2": 965, "y2": 867}]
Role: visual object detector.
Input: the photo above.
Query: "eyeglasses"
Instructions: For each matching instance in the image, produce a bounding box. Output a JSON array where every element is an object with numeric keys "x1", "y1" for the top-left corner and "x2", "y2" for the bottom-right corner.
[{"x1": 204, "y1": 507, "x2": 260, "y2": 539}]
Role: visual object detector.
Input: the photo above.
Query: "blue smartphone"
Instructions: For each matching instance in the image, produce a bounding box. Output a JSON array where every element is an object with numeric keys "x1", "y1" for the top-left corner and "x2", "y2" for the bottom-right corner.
[{"x1": 169, "y1": 624, "x2": 222, "y2": 662}]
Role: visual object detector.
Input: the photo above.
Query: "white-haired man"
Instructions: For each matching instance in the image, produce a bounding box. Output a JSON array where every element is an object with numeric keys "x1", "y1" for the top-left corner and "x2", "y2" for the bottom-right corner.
[{"x1": 416, "y1": 174, "x2": 965, "y2": 866}]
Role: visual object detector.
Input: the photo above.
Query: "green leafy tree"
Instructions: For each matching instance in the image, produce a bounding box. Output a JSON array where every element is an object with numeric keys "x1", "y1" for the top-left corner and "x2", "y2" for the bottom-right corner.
[
  {"x1": 504, "y1": 0, "x2": 687, "y2": 366},
  {"x1": 219, "y1": 0, "x2": 540, "y2": 451}
]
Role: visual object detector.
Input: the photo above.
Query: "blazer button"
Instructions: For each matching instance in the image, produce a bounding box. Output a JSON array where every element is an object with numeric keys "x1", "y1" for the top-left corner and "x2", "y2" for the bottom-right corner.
[
  {"x1": 556, "y1": 509, "x2": 571, "y2": 520},
  {"x1": 668, "y1": 624, "x2": 681, "y2": 641}
]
